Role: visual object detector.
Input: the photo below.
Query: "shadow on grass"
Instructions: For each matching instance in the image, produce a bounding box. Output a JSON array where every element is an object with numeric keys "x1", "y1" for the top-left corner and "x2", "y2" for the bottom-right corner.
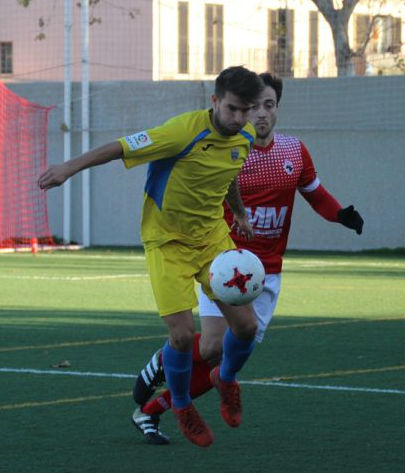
[{"x1": 0, "y1": 308, "x2": 168, "y2": 350}]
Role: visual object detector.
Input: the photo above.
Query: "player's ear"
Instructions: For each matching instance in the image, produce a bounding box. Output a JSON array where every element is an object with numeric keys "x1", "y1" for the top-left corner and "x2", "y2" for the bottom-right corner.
[{"x1": 211, "y1": 94, "x2": 219, "y2": 106}]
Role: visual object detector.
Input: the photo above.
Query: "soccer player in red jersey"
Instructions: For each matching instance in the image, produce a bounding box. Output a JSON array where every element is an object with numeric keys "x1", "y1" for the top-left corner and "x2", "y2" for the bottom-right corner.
[{"x1": 132, "y1": 72, "x2": 364, "y2": 445}]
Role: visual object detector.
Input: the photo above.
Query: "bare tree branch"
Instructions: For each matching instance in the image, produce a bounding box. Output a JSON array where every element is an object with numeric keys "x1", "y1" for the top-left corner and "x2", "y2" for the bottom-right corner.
[
  {"x1": 311, "y1": 0, "x2": 335, "y2": 19},
  {"x1": 343, "y1": 0, "x2": 359, "y2": 14},
  {"x1": 310, "y1": 0, "x2": 362, "y2": 74},
  {"x1": 352, "y1": 14, "x2": 385, "y2": 57}
]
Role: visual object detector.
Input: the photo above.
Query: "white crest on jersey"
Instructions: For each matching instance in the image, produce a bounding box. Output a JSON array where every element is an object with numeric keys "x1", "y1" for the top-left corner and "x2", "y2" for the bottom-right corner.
[
  {"x1": 124, "y1": 131, "x2": 153, "y2": 151},
  {"x1": 283, "y1": 159, "x2": 294, "y2": 175}
]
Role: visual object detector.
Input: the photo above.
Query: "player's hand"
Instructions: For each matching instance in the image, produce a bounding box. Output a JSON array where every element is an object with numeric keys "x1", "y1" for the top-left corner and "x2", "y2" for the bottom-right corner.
[
  {"x1": 37, "y1": 164, "x2": 71, "y2": 190},
  {"x1": 231, "y1": 213, "x2": 254, "y2": 241},
  {"x1": 337, "y1": 205, "x2": 364, "y2": 235}
]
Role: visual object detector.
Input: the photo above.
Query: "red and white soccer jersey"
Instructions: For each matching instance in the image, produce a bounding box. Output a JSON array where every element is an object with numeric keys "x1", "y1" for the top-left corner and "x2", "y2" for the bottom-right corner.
[{"x1": 224, "y1": 133, "x2": 319, "y2": 274}]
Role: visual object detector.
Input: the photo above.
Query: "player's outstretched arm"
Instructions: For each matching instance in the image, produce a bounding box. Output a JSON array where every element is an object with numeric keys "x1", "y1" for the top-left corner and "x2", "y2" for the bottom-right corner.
[
  {"x1": 38, "y1": 141, "x2": 123, "y2": 190},
  {"x1": 337, "y1": 205, "x2": 364, "y2": 235},
  {"x1": 225, "y1": 178, "x2": 254, "y2": 240},
  {"x1": 300, "y1": 184, "x2": 364, "y2": 235}
]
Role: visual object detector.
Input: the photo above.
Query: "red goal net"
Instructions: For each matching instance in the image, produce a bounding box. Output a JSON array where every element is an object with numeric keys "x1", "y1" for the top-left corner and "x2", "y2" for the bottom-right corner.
[{"x1": 0, "y1": 82, "x2": 54, "y2": 249}]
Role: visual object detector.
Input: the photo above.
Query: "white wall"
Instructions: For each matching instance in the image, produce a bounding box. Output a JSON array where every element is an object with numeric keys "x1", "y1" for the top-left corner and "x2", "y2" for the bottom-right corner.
[{"x1": 7, "y1": 76, "x2": 404, "y2": 250}]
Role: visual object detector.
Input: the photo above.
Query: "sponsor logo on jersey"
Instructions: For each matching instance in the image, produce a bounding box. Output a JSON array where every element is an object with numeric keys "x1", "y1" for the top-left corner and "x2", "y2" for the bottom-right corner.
[
  {"x1": 231, "y1": 148, "x2": 239, "y2": 160},
  {"x1": 245, "y1": 206, "x2": 288, "y2": 237},
  {"x1": 124, "y1": 131, "x2": 153, "y2": 151},
  {"x1": 283, "y1": 159, "x2": 294, "y2": 175}
]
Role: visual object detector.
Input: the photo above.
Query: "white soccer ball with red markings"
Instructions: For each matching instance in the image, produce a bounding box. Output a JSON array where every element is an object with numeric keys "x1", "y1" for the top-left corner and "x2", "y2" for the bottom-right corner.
[{"x1": 209, "y1": 249, "x2": 265, "y2": 306}]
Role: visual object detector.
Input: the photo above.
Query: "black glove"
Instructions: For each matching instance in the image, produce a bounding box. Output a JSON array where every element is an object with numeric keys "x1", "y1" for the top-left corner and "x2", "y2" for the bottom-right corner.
[{"x1": 337, "y1": 205, "x2": 364, "y2": 235}]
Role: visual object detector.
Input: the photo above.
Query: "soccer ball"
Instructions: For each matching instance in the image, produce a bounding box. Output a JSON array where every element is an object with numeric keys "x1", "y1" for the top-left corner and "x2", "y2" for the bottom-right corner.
[{"x1": 209, "y1": 249, "x2": 265, "y2": 306}]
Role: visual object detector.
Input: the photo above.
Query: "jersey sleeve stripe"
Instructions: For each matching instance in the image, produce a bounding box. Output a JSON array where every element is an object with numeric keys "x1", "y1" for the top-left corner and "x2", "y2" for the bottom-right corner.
[
  {"x1": 176, "y1": 128, "x2": 211, "y2": 157},
  {"x1": 298, "y1": 177, "x2": 321, "y2": 193},
  {"x1": 238, "y1": 129, "x2": 255, "y2": 146}
]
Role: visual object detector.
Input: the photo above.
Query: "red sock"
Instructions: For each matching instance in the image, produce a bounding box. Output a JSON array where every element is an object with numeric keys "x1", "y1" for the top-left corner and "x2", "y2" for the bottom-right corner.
[
  {"x1": 142, "y1": 390, "x2": 171, "y2": 415},
  {"x1": 189, "y1": 357, "x2": 213, "y2": 397},
  {"x1": 192, "y1": 333, "x2": 203, "y2": 362},
  {"x1": 142, "y1": 333, "x2": 214, "y2": 416}
]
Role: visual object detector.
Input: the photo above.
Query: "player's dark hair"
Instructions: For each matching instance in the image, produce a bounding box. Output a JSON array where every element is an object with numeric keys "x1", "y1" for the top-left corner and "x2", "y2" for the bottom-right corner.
[
  {"x1": 215, "y1": 66, "x2": 264, "y2": 104},
  {"x1": 259, "y1": 73, "x2": 283, "y2": 105}
]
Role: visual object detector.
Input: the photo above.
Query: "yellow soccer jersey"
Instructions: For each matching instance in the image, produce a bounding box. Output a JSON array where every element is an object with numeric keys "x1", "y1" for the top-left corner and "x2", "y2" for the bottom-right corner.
[{"x1": 118, "y1": 109, "x2": 255, "y2": 249}]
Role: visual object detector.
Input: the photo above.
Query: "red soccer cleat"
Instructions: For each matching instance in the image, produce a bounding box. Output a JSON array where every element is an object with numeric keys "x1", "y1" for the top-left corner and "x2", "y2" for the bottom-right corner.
[
  {"x1": 210, "y1": 366, "x2": 242, "y2": 427},
  {"x1": 172, "y1": 403, "x2": 214, "y2": 448}
]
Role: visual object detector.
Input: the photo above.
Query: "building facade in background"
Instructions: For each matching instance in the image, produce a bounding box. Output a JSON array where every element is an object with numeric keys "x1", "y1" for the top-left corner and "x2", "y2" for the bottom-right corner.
[{"x1": 0, "y1": 0, "x2": 404, "y2": 81}]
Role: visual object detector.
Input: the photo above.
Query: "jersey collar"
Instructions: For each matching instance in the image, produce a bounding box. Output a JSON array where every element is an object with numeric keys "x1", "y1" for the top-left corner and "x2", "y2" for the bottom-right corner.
[{"x1": 253, "y1": 136, "x2": 275, "y2": 152}]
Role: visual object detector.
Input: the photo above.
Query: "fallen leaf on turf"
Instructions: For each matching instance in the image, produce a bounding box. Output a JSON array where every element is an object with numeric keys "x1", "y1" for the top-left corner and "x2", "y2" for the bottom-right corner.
[{"x1": 51, "y1": 360, "x2": 71, "y2": 368}]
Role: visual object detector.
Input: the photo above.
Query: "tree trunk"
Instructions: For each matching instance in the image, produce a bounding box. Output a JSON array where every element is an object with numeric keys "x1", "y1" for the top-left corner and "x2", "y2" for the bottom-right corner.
[
  {"x1": 311, "y1": 0, "x2": 359, "y2": 76},
  {"x1": 332, "y1": 17, "x2": 355, "y2": 76}
]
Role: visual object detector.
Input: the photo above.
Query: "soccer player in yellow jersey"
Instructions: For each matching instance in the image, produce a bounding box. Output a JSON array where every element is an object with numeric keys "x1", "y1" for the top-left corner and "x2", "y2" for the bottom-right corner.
[{"x1": 38, "y1": 66, "x2": 265, "y2": 448}]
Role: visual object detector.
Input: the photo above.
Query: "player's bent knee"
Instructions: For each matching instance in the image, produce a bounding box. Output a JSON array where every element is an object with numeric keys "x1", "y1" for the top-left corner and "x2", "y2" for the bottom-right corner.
[
  {"x1": 169, "y1": 328, "x2": 195, "y2": 352},
  {"x1": 224, "y1": 306, "x2": 258, "y2": 340},
  {"x1": 233, "y1": 319, "x2": 257, "y2": 340},
  {"x1": 199, "y1": 340, "x2": 223, "y2": 366},
  {"x1": 164, "y1": 310, "x2": 195, "y2": 352}
]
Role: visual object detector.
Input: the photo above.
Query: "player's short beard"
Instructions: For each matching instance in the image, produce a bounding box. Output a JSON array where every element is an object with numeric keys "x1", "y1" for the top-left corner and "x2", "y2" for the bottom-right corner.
[
  {"x1": 255, "y1": 117, "x2": 276, "y2": 142},
  {"x1": 256, "y1": 128, "x2": 272, "y2": 140},
  {"x1": 212, "y1": 110, "x2": 239, "y2": 136}
]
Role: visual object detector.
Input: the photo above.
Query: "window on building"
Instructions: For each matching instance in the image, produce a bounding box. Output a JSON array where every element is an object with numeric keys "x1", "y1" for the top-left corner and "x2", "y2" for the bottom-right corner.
[
  {"x1": 354, "y1": 14, "x2": 370, "y2": 75},
  {"x1": 355, "y1": 14, "x2": 371, "y2": 51},
  {"x1": 390, "y1": 16, "x2": 402, "y2": 54},
  {"x1": 178, "y1": 2, "x2": 189, "y2": 74},
  {"x1": 268, "y1": 9, "x2": 294, "y2": 77},
  {"x1": 0, "y1": 42, "x2": 13, "y2": 74},
  {"x1": 205, "y1": 4, "x2": 223, "y2": 75},
  {"x1": 308, "y1": 11, "x2": 318, "y2": 77},
  {"x1": 356, "y1": 14, "x2": 402, "y2": 54}
]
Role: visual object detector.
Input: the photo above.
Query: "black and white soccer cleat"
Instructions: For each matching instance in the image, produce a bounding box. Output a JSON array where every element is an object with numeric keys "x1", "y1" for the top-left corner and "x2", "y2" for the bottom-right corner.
[{"x1": 132, "y1": 408, "x2": 170, "y2": 445}]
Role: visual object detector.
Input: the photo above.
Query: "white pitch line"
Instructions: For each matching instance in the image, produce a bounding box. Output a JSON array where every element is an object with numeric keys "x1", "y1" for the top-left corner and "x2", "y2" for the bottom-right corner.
[
  {"x1": 0, "y1": 367, "x2": 134, "y2": 379},
  {"x1": 0, "y1": 274, "x2": 147, "y2": 281},
  {"x1": 0, "y1": 367, "x2": 403, "y2": 395},
  {"x1": 242, "y1": 379, "x2": 404, "y2": 395},
  {"x1": 0, "y1": 253, "x2": 145, "y2": 261}
]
